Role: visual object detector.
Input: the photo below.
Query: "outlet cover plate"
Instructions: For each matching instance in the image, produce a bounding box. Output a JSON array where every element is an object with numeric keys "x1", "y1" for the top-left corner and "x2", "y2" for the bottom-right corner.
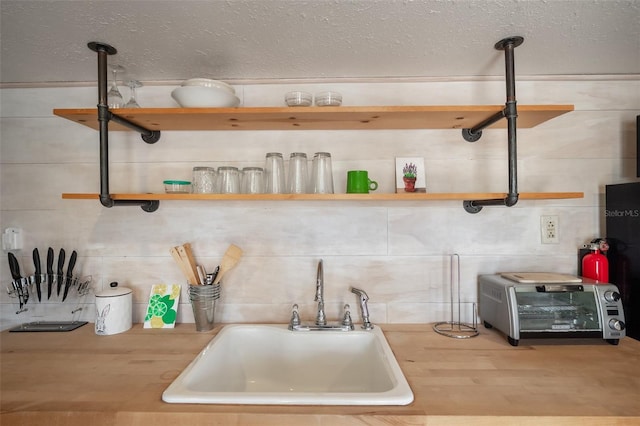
[{"x1": 541, "y1": 215, "x2": 559, "y2": 244}]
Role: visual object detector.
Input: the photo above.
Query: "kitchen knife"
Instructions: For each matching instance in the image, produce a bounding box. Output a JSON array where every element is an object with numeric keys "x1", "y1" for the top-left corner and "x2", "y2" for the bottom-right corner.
[
  {"x1": 62, "y1": 250, "x2": 77, "y2": 302},
  {"x1": 8, "y1": 252, "x2": 25, "y2": 308},
  {"x1": 7, "y1": 252, "x2": 21, "y2": 281},
  {"x1": 33, "y1": 248, "x2": 42, "y2": 302},
  {"x1": 46, "y1": 247, "x2": 54, "y2": 299},
  {"x1": 56, "y1": 248, "x2": 65, "y2": 296}
]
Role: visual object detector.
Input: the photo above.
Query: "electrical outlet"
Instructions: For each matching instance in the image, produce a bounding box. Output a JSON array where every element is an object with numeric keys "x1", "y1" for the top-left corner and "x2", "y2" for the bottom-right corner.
[{"x1": 540, "y1": 215, "x2": 559, "y2": 244}]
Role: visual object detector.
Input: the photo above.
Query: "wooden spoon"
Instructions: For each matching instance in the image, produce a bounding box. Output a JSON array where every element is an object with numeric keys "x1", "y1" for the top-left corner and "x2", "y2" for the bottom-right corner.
[{"x1": 213, "y1": 244, "x2": 243, "y2": 285}]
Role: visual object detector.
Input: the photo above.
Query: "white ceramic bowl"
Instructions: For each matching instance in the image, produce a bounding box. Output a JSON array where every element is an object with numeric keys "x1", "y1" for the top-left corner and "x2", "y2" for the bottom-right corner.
[
  {"x1": 171, "y1": 86, "x2": 241, "y2": 108},
  {"x1": 181, "y1": 78, "x2": 235, "y2": 95}
]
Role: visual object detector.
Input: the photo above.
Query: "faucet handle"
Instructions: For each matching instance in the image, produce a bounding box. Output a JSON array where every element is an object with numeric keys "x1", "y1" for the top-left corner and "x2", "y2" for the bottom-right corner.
[
  {"x1": 289, "y1": 303, "x2": 301, "y2": 327},
  {"x1": 342, "y1": 304, "x2": 353, "y2": 328}
]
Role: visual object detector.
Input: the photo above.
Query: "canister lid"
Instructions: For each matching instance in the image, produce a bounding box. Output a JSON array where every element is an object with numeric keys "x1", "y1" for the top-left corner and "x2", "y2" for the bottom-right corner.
[
  {"x1": 163, "y1": 180, "x2": 191, "y2": 185},
  {"x1": 96, "y1": 281, "x2": 132, "y2": 297}
]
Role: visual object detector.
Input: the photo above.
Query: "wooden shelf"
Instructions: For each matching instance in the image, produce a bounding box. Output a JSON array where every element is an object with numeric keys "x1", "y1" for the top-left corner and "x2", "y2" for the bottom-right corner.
[
  {"x1": 55, "y1": 103, "x2": 578, "y2": 211},
  {"x1": 62, "y1": 192, "x2": 584, "y2": 201},
  {"x1": 53, "y1": 105, "x2": 574, "y2": 132}
]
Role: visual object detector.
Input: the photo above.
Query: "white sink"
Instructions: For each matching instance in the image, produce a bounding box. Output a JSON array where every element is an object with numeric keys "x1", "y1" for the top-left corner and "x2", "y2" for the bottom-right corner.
[{"x1": 162, "y1": 324, "x2": 414, "y2": 405}]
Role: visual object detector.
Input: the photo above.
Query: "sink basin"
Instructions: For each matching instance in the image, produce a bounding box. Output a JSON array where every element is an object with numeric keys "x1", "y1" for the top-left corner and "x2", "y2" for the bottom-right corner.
[{"x1": 162, "y1": 324, "x2": 413, "y2": 405}]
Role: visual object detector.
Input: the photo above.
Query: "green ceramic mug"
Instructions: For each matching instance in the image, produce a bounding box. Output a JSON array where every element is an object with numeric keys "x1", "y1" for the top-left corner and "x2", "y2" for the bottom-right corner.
[{"x1": 346, "y1": 170, "x2": 378, "y2": 193}]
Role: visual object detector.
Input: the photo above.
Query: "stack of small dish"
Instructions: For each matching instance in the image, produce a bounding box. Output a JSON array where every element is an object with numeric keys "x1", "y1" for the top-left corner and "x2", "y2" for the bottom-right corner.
[
  {"x1": 172, "y1": 78, "x2": 240, "y2": 107},
  {"x1": 284, "y1": 91, "x2": 342, "y2": 107}
]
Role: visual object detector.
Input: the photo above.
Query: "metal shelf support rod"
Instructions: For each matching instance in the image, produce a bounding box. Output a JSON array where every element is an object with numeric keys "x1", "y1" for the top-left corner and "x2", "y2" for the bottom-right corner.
[
  {"x1": 463, "y1": 36, "x2": 523, "y2": 214},
  {"x1": 89, "y1": 42, "x2": 159, "y2": 213}
]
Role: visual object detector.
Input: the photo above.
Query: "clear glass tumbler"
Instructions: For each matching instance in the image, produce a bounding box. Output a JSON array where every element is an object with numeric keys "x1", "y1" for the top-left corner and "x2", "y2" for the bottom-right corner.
[
  {"x1": 218, "y1": 166, "x2": 240, "y2": 194},
  {"x1": 241, "y1": 167, "x2": 266, "y2": 194},
  {"x1": 311, "y1": 152, "x2": 334, "y2": 194},
  {"x1": 192, "y1": 166, "x2": 217, "y2": 194},
  {"x1": 288, "y1": 152, "x2": 309, "y2": 194},
  {"x1": 265, "y1": 152, "x2": 286, "y2": 194}
]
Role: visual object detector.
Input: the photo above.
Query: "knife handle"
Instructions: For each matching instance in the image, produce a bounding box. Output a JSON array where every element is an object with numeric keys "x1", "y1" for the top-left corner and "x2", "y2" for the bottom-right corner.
[
  {"x1": 46, "y1": 247, "x2": 54, "y2": 299},
  {"x1": 57, "y1": 249, "x2": 65, "y2": 276},
  {"x1": 8, "y1": 252, "x2": 21, "y2": 280},
  {"x1": 33, "y1": 248, "x2": 42, "y2": 275},
  {"x1": 62, "y1": 250, "x2": 78, "y2": 302},
  {"x1": 47, "y1": 247, "x2": 54, "y2": 273},
  {"x1": 66, "y1": 251, "x2": 77, "y2": 277},
  {"x1": 32, "y1": 248, "x2": 42, "y2": 302},
  {"x1": 56, "y1": 249, "x2": 65, "y2": 295}
]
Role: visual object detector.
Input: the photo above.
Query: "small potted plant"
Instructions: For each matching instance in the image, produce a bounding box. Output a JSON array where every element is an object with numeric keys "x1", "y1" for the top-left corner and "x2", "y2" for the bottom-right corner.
[{"x1": 402, "y1": 162, "x2": 418, "y2": 192}]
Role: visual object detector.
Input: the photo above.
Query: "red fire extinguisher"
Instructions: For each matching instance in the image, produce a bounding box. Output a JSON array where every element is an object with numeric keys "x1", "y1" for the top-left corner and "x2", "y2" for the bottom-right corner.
[{"x1": 582, "y1": 241, "x2": 609, "y2": 283}]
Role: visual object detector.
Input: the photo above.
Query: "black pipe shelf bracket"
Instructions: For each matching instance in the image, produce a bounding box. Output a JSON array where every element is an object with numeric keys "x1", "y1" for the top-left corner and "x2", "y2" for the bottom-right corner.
[
  {"x1": 462, "y1": 36, "x2": 524, "y2": 214},
  {"x1": 87, "y1": 42, "x2": 160, "y2": 213}
]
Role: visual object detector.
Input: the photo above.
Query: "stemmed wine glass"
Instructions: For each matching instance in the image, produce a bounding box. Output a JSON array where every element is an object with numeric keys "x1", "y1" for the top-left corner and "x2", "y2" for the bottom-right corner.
[
  {"x1": 107, "y1": 64, "x2": 125, "y2": 109},
  {"x1": 124, "y1": 80, "x2": 142, "y2": 108}
]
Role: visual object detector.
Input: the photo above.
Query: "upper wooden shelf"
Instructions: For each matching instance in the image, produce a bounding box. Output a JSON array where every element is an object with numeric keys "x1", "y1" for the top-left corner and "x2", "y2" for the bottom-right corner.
[
  {"x1": 62, "y1": 192, "x2": 584, "y2": 201},
  {"x1": 53, "y1": 105, "x2": 574, "y2": 132}
]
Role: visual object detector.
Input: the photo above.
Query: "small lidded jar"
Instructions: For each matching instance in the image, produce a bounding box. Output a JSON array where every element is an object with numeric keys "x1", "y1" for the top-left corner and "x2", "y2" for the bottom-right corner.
[
  {"x1": 163, "y1": 180, "x2": 191, "y2": 194},
  {"x1": 95, "y1": 282, "x2": 132, "y2": 336}
]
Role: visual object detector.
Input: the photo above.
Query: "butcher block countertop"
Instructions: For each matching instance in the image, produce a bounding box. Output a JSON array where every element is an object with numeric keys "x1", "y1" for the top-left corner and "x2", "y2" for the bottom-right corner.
[{"x1": 2, "y1": 323, "x2": 640, "y2": 426}]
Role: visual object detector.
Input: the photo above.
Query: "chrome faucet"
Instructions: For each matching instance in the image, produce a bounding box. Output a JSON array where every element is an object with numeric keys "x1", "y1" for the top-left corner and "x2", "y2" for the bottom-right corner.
[
  {"x1": 315, "y1": 259, "x2": 326, "y2": 326},
  {"x1": 288, "y1": 259, "x2": 354, "y2": 331},
  {"x1": 351, "y1": 287, "x2": 374, "y2": 330}
]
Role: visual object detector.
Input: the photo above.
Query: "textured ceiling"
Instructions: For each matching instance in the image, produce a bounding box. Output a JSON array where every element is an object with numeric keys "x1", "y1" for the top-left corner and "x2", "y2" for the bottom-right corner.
[{"x1": 1, "y1": 0, "x2": 639, "y2": 85}]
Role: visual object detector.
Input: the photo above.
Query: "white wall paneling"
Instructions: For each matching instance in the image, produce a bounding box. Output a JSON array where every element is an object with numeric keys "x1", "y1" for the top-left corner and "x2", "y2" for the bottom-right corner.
[{"x1": 1, "y1": 78, "x2": 638, "y2": 330}]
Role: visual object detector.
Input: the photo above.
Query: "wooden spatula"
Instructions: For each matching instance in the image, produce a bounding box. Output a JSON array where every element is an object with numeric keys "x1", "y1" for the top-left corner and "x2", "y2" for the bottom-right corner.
[
  {"x1": 178, "y1": 243, "x2": 200, "y2": 285},
  {"x1": 213, "y1": 244, "x2": 243, "y2": 285}
]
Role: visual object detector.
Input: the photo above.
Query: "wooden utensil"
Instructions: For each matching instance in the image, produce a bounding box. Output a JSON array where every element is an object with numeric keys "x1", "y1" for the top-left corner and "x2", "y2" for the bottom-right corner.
[
  {"x1": 170, "y1": 246, "x2": 196, "y2": 285},
  {"x1": 213, "y1": 244, "x2": 243, "y2": 285},
  {"x1": 177, "y1": 244, "x2": 200, "y2": 285},
  {"x1": 179, "y1": 243, "x2": 201, "y2": 284}
]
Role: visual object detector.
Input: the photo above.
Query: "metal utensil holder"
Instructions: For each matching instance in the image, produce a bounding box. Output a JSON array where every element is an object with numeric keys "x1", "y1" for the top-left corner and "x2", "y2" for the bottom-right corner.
[
  {"x1": 6, "y1": 274, "x2": 93, "y2": 316},
  {"x1": 433, "y1": 254, "x2": 479, "y2": 339}
]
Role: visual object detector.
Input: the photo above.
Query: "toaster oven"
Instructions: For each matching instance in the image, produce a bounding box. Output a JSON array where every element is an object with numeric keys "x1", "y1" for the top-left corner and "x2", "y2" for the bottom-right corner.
[{"x1": 479, "y1": 273, "x2": 626, "y2": 346}]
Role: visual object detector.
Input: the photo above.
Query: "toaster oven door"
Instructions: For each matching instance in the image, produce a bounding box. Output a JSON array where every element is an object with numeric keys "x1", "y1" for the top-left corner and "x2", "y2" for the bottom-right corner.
[{"x1": 515, "y1": 288, "x2": 601, "y2": 335}]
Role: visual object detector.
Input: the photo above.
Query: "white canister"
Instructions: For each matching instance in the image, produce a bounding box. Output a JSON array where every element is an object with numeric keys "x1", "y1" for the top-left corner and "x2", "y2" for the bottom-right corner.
[{"x1": 95, "y1": 282, "x2": 132, "y2": 335}]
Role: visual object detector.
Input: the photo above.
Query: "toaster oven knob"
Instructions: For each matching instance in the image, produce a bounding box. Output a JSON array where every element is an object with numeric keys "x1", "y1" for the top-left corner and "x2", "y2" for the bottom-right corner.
[
  {"x1": 609, "y1": 319, "x2": 626, "y2": 331},
  {"x1": 604, "y1": 291, "x2": 621, "y2": 302}
]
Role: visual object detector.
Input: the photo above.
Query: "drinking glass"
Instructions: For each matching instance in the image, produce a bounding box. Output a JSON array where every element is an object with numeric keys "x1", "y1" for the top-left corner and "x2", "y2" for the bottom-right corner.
[
  {"x1": 107, "y1": 65, "x2": 125, "y2": 109},
  {"x1": 265, "y1": 152, "x2": 286, "y2": 194},
  {"x1": 288, "y1": 152, "x2": 309, "y2": 194},
  {"x1": 124, "y1": 80, "x2": 142, "y2": 108},
  {"x1": 218, "y1": 166, "x2": 240, "y2": 194},
  {"x1": 311, "y1": 152, "x2": 334, "y2": 194},
  {"x1": 192, "y1": 167, "x2": 216, "y2": 194},
  {"x1": 241, "y1": 167, "x2": 265, "y2": 194}
]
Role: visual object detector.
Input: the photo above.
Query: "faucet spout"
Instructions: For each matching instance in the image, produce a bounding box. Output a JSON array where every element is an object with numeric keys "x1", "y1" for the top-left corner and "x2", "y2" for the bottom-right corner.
[
  {"x1": 315, "y1": 260, "x2": 326, "y2": 326},
  {"x1": 289, "y1": 260, "x2": 355, "y2": 331}
]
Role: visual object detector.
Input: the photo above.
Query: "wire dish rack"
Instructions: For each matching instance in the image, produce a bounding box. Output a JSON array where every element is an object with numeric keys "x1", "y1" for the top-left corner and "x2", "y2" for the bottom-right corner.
[{"x1": 433, "y1": 254, "x2": 479, "y2": 339}]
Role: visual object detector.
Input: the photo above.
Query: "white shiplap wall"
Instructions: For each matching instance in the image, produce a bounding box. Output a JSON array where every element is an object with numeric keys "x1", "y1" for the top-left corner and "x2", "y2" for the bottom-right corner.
[{"x1": 1, "y1": 78, "x2": 638, "y2": 330}]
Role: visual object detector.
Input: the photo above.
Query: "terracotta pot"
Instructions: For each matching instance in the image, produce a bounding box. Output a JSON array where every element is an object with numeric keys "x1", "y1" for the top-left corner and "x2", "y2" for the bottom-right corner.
[{"x1": 403, "y1": 176, "x2": 417, "y2": 192}]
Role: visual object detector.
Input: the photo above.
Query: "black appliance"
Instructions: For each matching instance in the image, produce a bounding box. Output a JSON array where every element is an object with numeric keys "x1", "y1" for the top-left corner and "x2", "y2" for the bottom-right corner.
[{"x1": 606, "y1": 182, "x2": 640, "y2": 340}]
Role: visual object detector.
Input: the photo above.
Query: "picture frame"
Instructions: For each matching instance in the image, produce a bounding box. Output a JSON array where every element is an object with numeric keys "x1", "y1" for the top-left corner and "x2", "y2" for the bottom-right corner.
[
  {"x1": 144, "y1": 284, "x2": 181, "y2": 328},
  {"x1": 395, "y1": 157, "x2": 426, "y2": 193}
]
